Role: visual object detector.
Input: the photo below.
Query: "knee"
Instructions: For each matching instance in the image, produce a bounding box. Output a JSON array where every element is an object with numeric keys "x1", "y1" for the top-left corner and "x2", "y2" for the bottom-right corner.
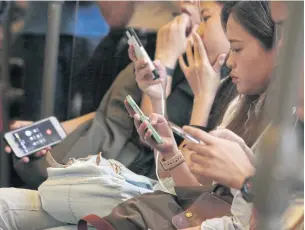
[{"x1": 0, "y1": 188, "x2": 17, "y2": 214}]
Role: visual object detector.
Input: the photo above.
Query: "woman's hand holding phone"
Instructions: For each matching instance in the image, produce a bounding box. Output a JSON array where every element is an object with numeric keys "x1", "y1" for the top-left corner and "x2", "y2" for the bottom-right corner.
[
  {"x1": 128, "y1": 46, "x2": 168, "y2": 100},
  {"x1": 5, "y1": 120, "x2": 50, "y2": 163},
  {"x1": 125, "y1": 100, "x2": 179, "y2": 158}
]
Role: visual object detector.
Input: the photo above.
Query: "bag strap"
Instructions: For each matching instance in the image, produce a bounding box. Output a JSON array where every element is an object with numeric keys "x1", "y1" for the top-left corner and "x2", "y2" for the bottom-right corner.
[{"x1": 78, "y1": 214, "x2": 115, "y2": 230}]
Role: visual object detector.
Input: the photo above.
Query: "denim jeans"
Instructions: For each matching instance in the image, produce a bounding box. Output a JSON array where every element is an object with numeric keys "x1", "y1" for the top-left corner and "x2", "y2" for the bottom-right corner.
[
  {"x1": 39, "y1": 155, "x2": 155, "y2": 224},
  {"x1": 0, "y1": 188, "x2": 68, "y2": 230}
]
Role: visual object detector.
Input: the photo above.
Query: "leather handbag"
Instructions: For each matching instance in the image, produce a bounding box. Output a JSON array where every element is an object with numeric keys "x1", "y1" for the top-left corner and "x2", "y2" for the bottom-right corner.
[{"x1": 77, "y1": 185, "x2": 233, "y2": 230}]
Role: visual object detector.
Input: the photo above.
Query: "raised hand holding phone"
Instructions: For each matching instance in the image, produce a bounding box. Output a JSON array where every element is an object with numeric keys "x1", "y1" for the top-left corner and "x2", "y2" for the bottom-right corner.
[{"x1": 126, "y1": 28, "x2": 160, "y2": 80}]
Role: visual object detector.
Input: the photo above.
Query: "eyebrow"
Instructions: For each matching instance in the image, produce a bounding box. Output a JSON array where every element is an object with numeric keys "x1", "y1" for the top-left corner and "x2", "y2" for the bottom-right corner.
[
  {"x1": 229, "y1": 39, "x2": 242, "y2": 43},
  {"x1": 201, "y1": 8, "x2": 211, "y2": 14}
]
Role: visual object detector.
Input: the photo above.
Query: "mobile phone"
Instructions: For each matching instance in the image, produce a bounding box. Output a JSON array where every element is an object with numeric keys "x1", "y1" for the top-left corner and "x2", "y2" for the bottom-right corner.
[
  {"x1": 125, "y1": 27, "x2": 160, "y2": 80},
  {"x1": 4, "y1": 116, "x2": 67, "y2": 158},
  {"x1": 126, "y1": 95, "x2": 164, "y2": 144},
  {"x1": 168, "y1": 122, "x2": 200, "y2": 144}
]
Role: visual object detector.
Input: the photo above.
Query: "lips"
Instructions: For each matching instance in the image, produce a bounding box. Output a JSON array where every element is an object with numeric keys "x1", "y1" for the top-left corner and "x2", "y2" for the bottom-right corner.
[{"x1": 230, "y1": 75, "x2": 240, "y2": 83}]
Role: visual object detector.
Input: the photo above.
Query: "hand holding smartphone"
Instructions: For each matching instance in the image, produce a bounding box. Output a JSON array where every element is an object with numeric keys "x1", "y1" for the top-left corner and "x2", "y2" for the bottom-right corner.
[
  {"x1": 126, "y1": 28, "x2": 160, "y2": 80},
  {"x1": 126, "y1": 95, "x2": 164, "y2": 144},
  {"x1": 4, "y1": 116, "x2": 66, "y2": 158}
]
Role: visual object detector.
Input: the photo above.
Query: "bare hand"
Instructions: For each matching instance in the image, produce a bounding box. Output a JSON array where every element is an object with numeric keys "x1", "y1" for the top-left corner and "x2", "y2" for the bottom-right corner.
[
  {"x1": 179, "y1": 33, "x2": 227, "y2": 98},
  {"x1": 128, "y1": 46, "x2": 168, "y2": 100},
  {"x1": 183, "y1": 126, "x2": 255, "y2": 189},
  {"x1": 155, "y1": 13, "x2": 199, "y2": 66},
  {"x1": 125, "y1": 103, "x2": 179, "y2": 158},
  {"x1": 5, "y1": 120, "x2": 50, "y2": 163}
]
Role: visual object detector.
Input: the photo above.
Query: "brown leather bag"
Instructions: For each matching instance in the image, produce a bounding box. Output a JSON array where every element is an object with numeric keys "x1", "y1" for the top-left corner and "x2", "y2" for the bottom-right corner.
[{"x1": 77, "y1": 185, "x2": 233, "y2": 230}]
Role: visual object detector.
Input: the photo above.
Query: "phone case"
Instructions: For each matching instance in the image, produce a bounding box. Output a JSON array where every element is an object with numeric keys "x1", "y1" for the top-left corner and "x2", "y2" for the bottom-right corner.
[{"x1": 126, "y1": 95, "x2": 164, "y2": 144}]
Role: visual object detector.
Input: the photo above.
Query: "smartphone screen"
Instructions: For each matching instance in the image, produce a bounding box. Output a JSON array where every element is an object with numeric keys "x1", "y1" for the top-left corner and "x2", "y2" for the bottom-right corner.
[
  {"x1": 169, "y1": 122, "x2": 200, "y2": 144},
  {"x1": 9, "y1": 120, "x2": 63, "y2": 156}
]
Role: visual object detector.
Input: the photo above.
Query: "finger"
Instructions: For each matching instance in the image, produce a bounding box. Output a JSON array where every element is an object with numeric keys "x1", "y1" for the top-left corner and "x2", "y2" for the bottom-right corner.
[
  {"x1": 190, "y1": 165, "x2": 213, "y2": 181},
  {"x1": 179, "y1": 55, "x2": 188, "y2": 74},
  {"x1": 191, "y1": 24, "x2": 199, "y2": 36},
  {"x1": 144, "y1": 129, "x2": 169, "y2": 150},
  {"x1": 193, "y1": 32, "x2": 199, "y2": 63},
  {"x1": 185, "y1": 143, "x2": 212, "y2": 157},
  {"x1": 10, "y1": 120, "x2": 32, "y2": 130},
  {"x1": 190, "y1": 154, "x2": 211, "y2": 167},
  {"x1": 133, "y1": 114, "x2": 142, "y2": 129},
  {"x1": 153, "y1": 60, "x2": 166, "y2": 74},
  {"x1": 148, "y1": 113, "x2": 167, "y2": 126},
  {"x1": 134, "y1": 59, "x2": 148, "y2": 73},
  {"x1": 128, "y1": 45, "x2": 137, "y2": 62},
  {"x1": 22, "y1": 157, "x2": 30, "y2": 163},
  {"x1": 209, "y1": 129, "x2": 245, "y2": 146},
  {"x1": 137, "y1": 120, "x2": 149, "y2": 140},
  {"x1": 124, "y1": 100, "x2": 136, "y2": 117},
  {"x1": 212, "y1": 53, "x2": 227, "y2": 73},
  {"x1": 46, "y1": 146, "x2": 52, "y2": 151},
  {"x1": 193, "y1": 32, "x2": 207, "y2": 62},
  {"x1": 183, "y1": 126, "x2": 217, "y2": 145},
  {"x1": 186, "y1": 40, "x2": 194, "y2": 67},
  {"x1": 36, "y1": 149, "x2": 47, "y2": 157},
  {"x1": 5, "y1": 146, "x2": 12, "y2": 153}
]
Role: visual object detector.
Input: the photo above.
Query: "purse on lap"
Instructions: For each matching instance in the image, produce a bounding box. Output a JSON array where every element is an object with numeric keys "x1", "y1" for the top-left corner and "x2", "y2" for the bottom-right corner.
[{"x1": 77, "y1": 185, "x2": 233, "y2": 230}]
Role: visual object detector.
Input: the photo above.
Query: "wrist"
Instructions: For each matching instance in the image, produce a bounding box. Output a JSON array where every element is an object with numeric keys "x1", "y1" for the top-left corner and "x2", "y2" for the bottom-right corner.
[
  {"x1": 162, "y1": 147, "x2": 180, "y2": 161},
  {"x1": 236, "y1": 168, "x2": 256, "y2": 190},
  {"x1": 155, "y1": 54, "x2": 177, "y2": 69},
  {"x1": 194, "y1": 92, "x2": 216, "y2": 104}
]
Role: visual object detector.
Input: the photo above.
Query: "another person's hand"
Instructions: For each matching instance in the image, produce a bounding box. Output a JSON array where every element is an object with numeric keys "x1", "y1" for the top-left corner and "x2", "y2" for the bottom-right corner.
[
  {"x1": 125, "y1": 101, "x2": 178, "y2": 158},
  {"x1": 179, "y1": 33, "x2": 227, "y2": 99},
  {"x1": 128, "y1": 46, "x2": 167, "y2": 100},
  {"x1": 155, "y1": 10, "x2": 199, "y2": 68},
  {"x1": 183, "y1": 126, "x2": 255, "y2": 189},
  {"x1": 5, "y1": 120, "x2": 50, "y2": 163}
]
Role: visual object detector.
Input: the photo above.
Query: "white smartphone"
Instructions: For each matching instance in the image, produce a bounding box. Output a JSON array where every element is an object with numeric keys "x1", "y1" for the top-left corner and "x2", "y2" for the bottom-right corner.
[
  {"x1": 4, "y1": 116, "x2": 66, "y2": 158},
  {"x1": 168, "y1": 121, "x2": 200, "y2": 144},
  {"x1": 125, "y1": 27, "x2": 160, "y2": 80}
]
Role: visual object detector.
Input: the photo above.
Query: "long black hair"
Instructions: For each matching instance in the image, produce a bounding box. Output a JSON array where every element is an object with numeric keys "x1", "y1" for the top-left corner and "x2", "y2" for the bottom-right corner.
[{"x1": 218, "y1": 1, "x2": 275, "y2": 147}]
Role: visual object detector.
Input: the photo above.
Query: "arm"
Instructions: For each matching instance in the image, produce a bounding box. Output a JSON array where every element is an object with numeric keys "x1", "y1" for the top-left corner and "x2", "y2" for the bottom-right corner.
[
  {"x1": 140, "y1": 75, "x2": 173, "y2": 116},
  {"x1": 189, "y1": 94, "x2": 216, "y2": 126},
  {"x1": 61, "y1": 112, "x2": 95, "y2": 134}
]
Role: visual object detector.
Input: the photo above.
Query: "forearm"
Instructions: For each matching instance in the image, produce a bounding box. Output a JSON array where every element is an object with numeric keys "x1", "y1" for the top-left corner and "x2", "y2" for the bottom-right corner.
[
  {"x1": 170, "y1": 161, "x2": 201, "y2": 186},
  {"x1": 140, "y1": 77, "x2": 173, "y2": 116},
  {"x1": 157, "y1": 150, "x2": 201, "y2": 187},
  {"x1": 61, "y1": 112, "x2": 95, "y2": 134},
  {"x1": 190, "y1": 94, "x2": 215, "y2": 126}
]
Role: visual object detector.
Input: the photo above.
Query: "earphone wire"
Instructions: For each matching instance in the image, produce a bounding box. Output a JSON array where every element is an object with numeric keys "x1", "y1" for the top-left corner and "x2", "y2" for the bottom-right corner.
[{"x1": 155, "y1": 83, "x2": 171, "y2": 193}]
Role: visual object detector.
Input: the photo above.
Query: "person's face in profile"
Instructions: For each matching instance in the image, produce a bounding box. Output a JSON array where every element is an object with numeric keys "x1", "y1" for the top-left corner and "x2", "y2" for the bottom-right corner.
[
  {"x1": 197, "y1": 2, "x2": 230, "y2": 65},
  {"x1": 225, "y1": 13, "x2": 275, "y2": 95}
]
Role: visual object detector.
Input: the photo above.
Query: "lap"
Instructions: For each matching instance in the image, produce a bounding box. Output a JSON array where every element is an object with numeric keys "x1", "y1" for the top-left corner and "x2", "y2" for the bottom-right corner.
[
  {"x1": 0, "y1": 188, "x2": 66, "y2": 230},
  {"x1": 45, "y1": 225, "x2": 96, "y2": 230}
]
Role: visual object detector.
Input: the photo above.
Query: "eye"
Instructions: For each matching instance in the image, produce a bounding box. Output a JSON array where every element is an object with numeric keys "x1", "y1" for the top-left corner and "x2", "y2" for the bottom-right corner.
[
  {"x1": 230, "y1": 48, "x2": 242, "y2": 53},
  {"x1": 202, "y1": 16, "x2": 211, "y2": 22}
]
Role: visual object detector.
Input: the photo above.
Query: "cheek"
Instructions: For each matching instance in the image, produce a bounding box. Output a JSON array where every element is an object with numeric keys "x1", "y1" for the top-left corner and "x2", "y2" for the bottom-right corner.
[
  {"x1": 236, "y1": 48, "x2": 274, "y2": 94},
  {"x1": 204, "y1": 25, "x2": 230, "y2": 64}
]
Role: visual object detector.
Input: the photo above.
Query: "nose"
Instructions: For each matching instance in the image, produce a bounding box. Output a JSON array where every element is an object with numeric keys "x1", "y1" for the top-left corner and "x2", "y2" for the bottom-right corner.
[{"x1": 226, "y1": 51, "x2": 236, "y2": 69}]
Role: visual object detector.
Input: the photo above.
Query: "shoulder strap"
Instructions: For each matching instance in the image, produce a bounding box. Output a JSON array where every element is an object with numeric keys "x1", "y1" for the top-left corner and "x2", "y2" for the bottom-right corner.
[{"x1": 78, "y1": 214, "x2": 115, "y2": 230}]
